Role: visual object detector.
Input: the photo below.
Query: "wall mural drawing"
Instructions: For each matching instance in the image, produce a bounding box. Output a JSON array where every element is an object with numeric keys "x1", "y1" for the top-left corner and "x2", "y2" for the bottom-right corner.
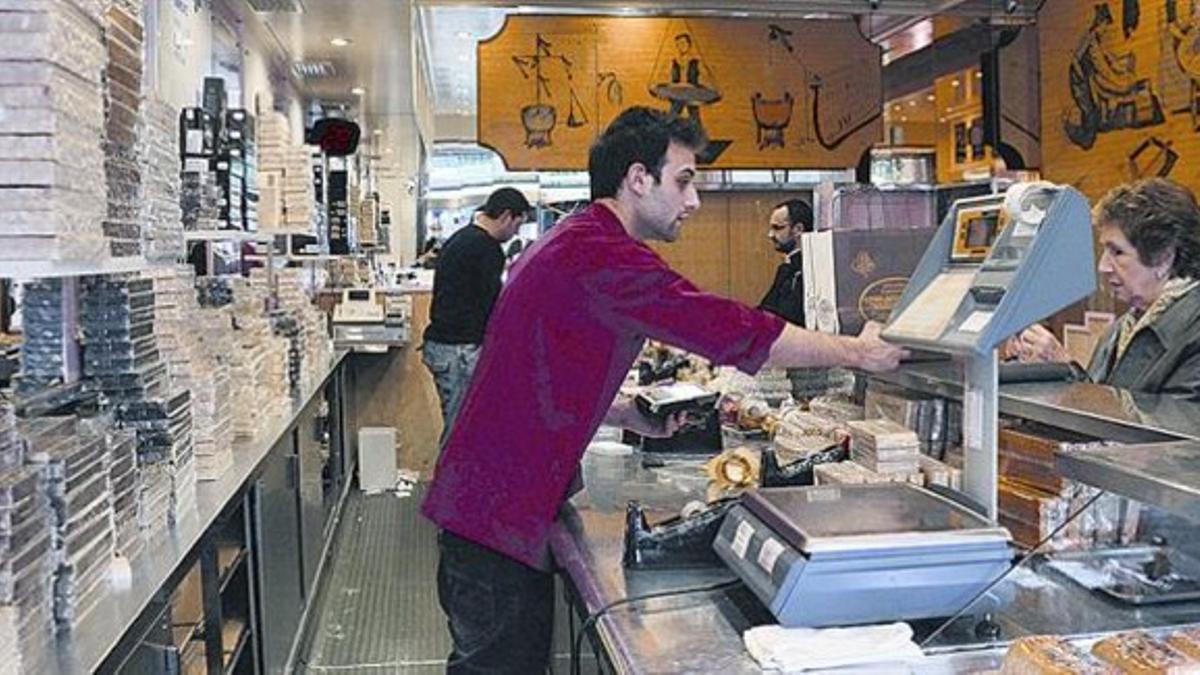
[
  {"x1": 1127, "y1": 136, "x2": 1178, "y2": 178},
  {"x1": 811, "y1": 62, "x2": 884, "y2": 151},
  {"x1": 748, "y1": 24, "x2": 813, "y2": 150},
  {"x1": 1124, "y1": 0, "x2": 1141, "y2": 38},
  {"x1": 478, "y1": 16, "x2": 882, "y2": 170},
  {"x1": 751, "y1": 92, "x2": 794, "y2": 149},
  {"x1": 648, "y1": 31, "x2": 720, "y2": 123},
  {"x1": 512, "y1": 34, "x2": 588, "y2": 147},
  {"x1": 648, "y1": 23, "x2": 731, "y2": 163},
  {"x1": 1040, "y1": 0, "x2": 1200, "y2": 207},
  {"x1": 1166, "y1": 0, "x2": 1200, "y2": 129},
  {"x1": 1063, "y1": 3, "x2": 1164, "y2": 150}
]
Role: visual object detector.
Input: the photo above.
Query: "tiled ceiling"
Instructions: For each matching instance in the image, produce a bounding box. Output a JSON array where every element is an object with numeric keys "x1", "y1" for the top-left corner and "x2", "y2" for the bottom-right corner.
[
  {"x1": 250, "y1": 0, "x2": 417, "y2": 127},
  {"x1": 418, "y1": 6, "x2": 507, "y2": 116}
]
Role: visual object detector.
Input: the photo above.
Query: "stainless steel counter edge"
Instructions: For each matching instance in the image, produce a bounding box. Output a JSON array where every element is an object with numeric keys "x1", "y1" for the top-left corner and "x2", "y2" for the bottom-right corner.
[
  {"x1": 52, "y1": 349, "x2": 350, "y2": 673},
  {"x1": 1056, "y1": 441, "x2": 1200, "y2": 522},
  {"x1": 549, "y1": 522, "x2": 638, "y2": 674},
  {"x1": 870, "y1": 365, "x2": 1194, "y2": 443}
]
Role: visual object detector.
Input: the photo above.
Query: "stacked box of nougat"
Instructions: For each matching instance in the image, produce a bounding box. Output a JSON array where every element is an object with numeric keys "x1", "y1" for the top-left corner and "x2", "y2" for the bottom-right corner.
[
  {"x1": 272, "y1": 268, "x2": 332, "y2": 395},
  {"x1": 0, "y1": 0, "x2": 109, "y2": 261},
  {"x1": 257, "y1": 112, "x2": 314, "y2": 234},
  {"x1": 227, "y1": 278, "x2": 289, "y2": 439},
  {"x1": 101, "y1": 3, "x2": 143, "y2": 257},
  {"x1": 141, "y1": 98, "x2": 184, "y2": 262},
  {"x1": 144, "y1": 266, "x2": 234, "y2": 480}
]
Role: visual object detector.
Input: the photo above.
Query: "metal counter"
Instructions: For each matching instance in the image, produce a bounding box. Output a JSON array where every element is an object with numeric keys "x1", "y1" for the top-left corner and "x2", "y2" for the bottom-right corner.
[
  {"x1": 554, "y1": 445, "x2": 1200, "y2": 673},
  {"x1": 872, "y1": 361, "x2": 1200, "y2": 443},
  {"x1": 1058, "y1": 441, "x2": 1200, "y2": 523},
  {"x1": 51, "y1": 351, "x2": 349, "y2": 674},
  {"x1": 551, "y1": 450, "x2": 762, "y2": 674}
]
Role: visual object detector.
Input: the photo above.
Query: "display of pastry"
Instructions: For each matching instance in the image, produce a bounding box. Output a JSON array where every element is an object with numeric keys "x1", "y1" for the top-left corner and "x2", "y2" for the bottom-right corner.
[
  {"x1": 1091, "y1": 631, "x2": 1197, "y2": 674},
  {"x1": 1000, "y1": 635, "x2": 1113, "y2": 674},
  {"x1": 1167, "y1": 629, "x2": 1200, "y2": 661},
  {"x1": 704, "y1": 446, "x2": 760, "y2": 489},
  {"x1": 736, "y1": 398, "x2": 771, "y2": 431}
]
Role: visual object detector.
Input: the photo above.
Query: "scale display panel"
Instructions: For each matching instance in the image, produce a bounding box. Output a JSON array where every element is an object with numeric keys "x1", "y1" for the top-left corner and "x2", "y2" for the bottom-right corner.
[{"x1": 951, "y1": 204, "x2": 1006, "y2": 262}]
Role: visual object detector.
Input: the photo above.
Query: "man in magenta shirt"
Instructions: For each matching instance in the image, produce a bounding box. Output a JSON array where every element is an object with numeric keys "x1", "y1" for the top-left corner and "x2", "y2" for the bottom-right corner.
[{"x1": 422, "y1": 107, "x2": 907, "y2": 673}]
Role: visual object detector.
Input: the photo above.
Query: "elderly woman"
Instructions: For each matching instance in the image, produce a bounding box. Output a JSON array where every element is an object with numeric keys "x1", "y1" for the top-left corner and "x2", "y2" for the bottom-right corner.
[{"x1": 1016, "y1": 178, "x2": 1200, "y2": 398}]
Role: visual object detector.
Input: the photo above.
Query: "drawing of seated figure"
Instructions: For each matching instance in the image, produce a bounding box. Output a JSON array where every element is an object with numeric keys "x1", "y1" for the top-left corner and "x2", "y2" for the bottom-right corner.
[
  {"x1": 1065, "y1": 3, "x2": 1164, "y2": 148},
  {"x1": 650, "y1": 33, "x2": 721, "y2": 127},
  {"x1": 1167, "y1": 0, "x2": 1200, "y2": 129}
]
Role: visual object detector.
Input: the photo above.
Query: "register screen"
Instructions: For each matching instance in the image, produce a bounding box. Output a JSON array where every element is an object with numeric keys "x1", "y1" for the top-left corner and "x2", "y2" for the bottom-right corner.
[
  {"x1": 952, "y1": 205, "x2": 1005, "y2": 262},
  {"x1": 966, "y1": 214, "x2": 997, "y2": 248}
]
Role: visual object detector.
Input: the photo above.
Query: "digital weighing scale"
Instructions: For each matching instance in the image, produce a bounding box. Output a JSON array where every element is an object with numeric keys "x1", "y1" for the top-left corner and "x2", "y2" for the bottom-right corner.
[
  {"x1": 713, "y1": 483, "x2": 1012, "y2": 627},
  {"x1": 883, "y1": 182, "x2": 1096, "y2": 518}
]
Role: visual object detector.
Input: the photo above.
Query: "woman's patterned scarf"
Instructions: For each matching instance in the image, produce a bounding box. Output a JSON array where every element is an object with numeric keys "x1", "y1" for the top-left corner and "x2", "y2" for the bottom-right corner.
[{"x1": 1115, "y1": 277, "x2": 1198, "y2": 361}]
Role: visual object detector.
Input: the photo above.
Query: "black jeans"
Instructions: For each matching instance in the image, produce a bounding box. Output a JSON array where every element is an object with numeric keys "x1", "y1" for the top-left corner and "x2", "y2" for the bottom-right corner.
[{"x1": 437, "y1": 530, "x2": 554, "y2": 674}]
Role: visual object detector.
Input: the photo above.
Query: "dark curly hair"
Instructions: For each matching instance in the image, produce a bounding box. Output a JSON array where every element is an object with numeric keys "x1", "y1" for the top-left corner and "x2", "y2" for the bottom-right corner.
[
  {"x1": 1093, "y1": 178, "x2": 1200, "y2": 280},
  {"x1": 587, "y1": 107, "x2": 707, "y2": 200}
]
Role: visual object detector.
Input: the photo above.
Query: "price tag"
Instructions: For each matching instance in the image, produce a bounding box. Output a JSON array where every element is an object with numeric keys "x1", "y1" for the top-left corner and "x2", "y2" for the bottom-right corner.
[
  {"x1": 732, "y1": 521, "x2": 753, "y2": 559},
  {"x1": 758, "y1": 538, "x2": 784, "y2": 575}
]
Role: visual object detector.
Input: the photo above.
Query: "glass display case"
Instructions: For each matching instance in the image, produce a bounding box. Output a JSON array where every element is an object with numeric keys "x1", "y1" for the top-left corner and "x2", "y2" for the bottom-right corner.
[{"x1": 870, "y1": 146, "x2": 936, "y2": 186}]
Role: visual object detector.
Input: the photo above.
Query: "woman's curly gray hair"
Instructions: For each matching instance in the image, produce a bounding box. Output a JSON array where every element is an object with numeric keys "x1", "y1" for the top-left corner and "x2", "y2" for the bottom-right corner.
[{"x1": 1093, "y1": 177, "x2": 1200, "y2": 279}]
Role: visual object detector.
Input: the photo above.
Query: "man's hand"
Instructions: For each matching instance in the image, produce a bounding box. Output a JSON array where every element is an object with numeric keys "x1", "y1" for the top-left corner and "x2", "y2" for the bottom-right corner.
[
  {"x1": 604, "y1": 397, "x2": 686, "y2": 439},
  {"x1": 853, "y1": 321, "x2": 910, "y2": 373},
  {"x1": 1015, "y1": 324, "x2": 1070, "y2": 363}
]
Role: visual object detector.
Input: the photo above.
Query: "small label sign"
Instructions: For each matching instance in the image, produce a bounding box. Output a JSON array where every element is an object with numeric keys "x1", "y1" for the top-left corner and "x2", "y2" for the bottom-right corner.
[
  {"x1": 758, "y1": 538, "x2": 784, "y2": 575},
  {"x1": 960, "y1": 310, "x2": 994, "y2": 333},
  {"x1": 732, "y1": 521, "x2": 753, "y2": 559}
]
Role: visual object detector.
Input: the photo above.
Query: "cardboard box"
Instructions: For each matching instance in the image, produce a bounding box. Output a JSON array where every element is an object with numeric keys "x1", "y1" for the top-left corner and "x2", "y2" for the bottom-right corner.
[{"x1": 802, "y1": 228, "x2": 936, "y2": 335}]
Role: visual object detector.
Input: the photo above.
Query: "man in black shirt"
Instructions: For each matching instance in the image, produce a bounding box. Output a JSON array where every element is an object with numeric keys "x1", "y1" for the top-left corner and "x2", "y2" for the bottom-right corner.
[
  {"x1": 758, "y1": 198, "x2": 812, "y2": 326},
  {"x1": 422, "y1": 187, "x2": 531, "y2": 446}
]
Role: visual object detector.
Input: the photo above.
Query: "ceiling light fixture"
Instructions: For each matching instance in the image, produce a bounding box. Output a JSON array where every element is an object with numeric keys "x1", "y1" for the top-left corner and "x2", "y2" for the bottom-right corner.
[
  {"x1": 330, "y1": 37, "x2": 351, "y2": 47},
  {"x1": 351, "y1": 86, "x2": 366, "y2": 96},
  {"x1": 1005, "y1": 0, "x2": 1019, "y2": 13},
  {"x1": 456, "y1": 30, "x2": 472, "y2": 39},
  {"x1": 373, "y1": 129, "x2": 382, "y2": 135}
]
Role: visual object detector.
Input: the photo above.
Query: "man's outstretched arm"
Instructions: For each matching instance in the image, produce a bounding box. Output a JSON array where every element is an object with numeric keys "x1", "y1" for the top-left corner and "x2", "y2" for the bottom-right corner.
[{"x1": 762, "y1": 321, "x2": 908, "y2": 373}]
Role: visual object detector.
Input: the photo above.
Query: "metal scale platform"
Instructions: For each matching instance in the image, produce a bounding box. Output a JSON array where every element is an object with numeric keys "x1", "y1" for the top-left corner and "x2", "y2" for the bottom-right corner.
[{"x1": 714, "y1": 483, "x2": 1012, "y2": 627}]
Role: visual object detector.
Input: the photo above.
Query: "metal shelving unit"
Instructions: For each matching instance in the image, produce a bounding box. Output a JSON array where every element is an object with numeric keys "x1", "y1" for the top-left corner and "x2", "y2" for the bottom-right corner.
[
  {"x1": 183, "y1": 231, "x2": 273, "y2": 244},
  {"x1": 0, "y1": 257, "x2": 162, "y2": 281}
]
